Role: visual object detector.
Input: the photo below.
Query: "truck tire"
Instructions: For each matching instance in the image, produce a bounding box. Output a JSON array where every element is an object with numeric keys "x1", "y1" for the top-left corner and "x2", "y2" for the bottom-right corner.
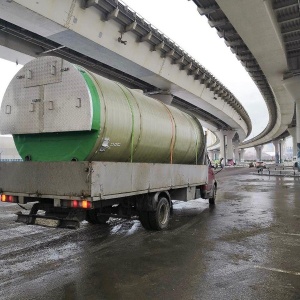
[
  {"x1": 148, "y1": 197, "x2": 170, "y2": 230},
  {"x1": 209, "y1": 185, "x2": 217, "y2": 205},
  {"x1": 139, "y1": 211, "x2": 152, "y2": 230},
  {"x1": 86, "y1": 209, "x2": 109, "y2": 224}
]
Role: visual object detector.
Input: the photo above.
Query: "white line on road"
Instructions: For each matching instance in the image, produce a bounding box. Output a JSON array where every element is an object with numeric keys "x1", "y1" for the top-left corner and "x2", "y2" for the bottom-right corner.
[
  {"x1": 254, "y1": 266, "x2": 300, "y2": 276},
  {"x1": 281, "y1": 233, "x2": 300, "y2": 237}
]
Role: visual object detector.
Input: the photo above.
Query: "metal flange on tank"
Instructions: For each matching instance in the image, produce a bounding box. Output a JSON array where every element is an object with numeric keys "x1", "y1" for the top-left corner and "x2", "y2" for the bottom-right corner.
[{"x1": 0, "y1": 56, "x2": 205, "y2": 164}]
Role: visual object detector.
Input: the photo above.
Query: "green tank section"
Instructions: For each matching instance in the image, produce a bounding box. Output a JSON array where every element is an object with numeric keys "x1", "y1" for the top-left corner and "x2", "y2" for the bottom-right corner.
[{"x1": 0, "y1": 56, "x2": 205, "y2": 164}]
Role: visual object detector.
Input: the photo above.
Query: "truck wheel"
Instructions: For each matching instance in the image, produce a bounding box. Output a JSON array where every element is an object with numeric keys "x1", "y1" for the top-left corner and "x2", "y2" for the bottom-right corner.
[
  {"x1": 148, "y1": 197, "x2": 170, "y2": 230},
  {"x1": 209, "y1": 185, "x2": 217, "y2": 205},
  {"x1": 86, "y1": 209, "x2": 109, "y2": 224},
  {"x1": 170, "y1": 200, "x2": 174, "y2": 215},
  {"x1": 139, "y1": 211, "x2": 152, "y2": 230}
]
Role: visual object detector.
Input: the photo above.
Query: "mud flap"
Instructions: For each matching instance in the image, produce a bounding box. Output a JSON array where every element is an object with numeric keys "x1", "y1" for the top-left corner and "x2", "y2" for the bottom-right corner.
[{"x1": 16, "y1": 212, "x2": 80, "y2": 229}]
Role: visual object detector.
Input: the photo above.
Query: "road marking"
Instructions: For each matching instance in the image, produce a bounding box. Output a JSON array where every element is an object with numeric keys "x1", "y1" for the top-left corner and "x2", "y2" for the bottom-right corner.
[
  {"x1": 254, "y1": 266, "x2": 300, "y2": 276},
  {"x1": 281, "y1": 233, "x2": 300, "y2": 237}
]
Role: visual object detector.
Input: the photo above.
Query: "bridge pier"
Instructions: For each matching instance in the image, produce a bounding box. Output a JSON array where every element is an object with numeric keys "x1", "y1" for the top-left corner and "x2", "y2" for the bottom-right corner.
[
  {"x1": 288, "y1": 127, "x2": 297, "y2": 159},
  {"x1": 215, "y1": 130, "x2": 236, "y2": 165},
  {"x1": 214, "y1": 150, "x2": 220, "y2": 161},
  {"x1": 215, "y1": 131, "x2": 226, "y2": 164},
  {"x1": 208, "y1": 150, "x2": 214, "y2": 161},
  {"x1": 239, "y1": 148, "x2": 245, "y2": 163},
  {"x1": 282, "y1": 78, "x2": 300, "y2": 171},
  {"x1": 255, "y1": 145, "x2": 263, "y2": 162},
  {"x1": 297, "y1": 103, "x2": 300, "y2": 171},
  {"x1": 225, "y1": 131, "x2": 235, "y2": 165},
  {"x1": 273, "y1": 140, "x2": 281, "y2": 164},
  {"x1": 233, "y1": 141, "x2": 239, "y2": 164},
  {"x1": 281, "y1": 140, "x2": 284, "y2": 163}
]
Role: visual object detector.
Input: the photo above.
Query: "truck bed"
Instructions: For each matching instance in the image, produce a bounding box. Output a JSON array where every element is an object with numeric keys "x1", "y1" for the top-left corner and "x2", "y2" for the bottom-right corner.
[{"x1": 0, "y1": 161, "x2": 208, "y2": 201}]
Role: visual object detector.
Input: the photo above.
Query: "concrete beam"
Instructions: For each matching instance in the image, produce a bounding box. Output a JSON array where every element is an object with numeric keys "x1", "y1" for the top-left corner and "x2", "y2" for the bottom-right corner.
[
  {"x1": 153, "y1": 41, "x2": 164, "y2": 52},
  {"x1": 192, "y1": 68, "x2": 200, "y2": 76},
  {"x1": 124, "y1": 21, "x2": 137, "y2": 33},
  {"x1": 197, "y1": 5, "x2": 219, "y2": 16},
  {"x1": 149, "y1": 93, "x2": 173, "y2": 105},
  {"x1": 105, "y1": 7, "x2": 119, "y2": 21},
  {"x1": 139, "y1": 31, "x2": 152, "y2": 43},
  {"x1": 163, "y1": 49, "x2": 175, "y2": 58},
  {"x1": 208, "y1": 18, "x2": 228, "y2": 28},
  {"x1": 173, "y1": 56, "x2": 185, "y2": 65},
  {"x1": 182, "y1": 62, "x2": 192, "y2": 71}
]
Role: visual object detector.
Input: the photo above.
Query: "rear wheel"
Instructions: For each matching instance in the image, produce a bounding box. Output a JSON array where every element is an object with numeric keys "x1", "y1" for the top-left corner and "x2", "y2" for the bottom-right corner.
[
  {"x1": 149, "y1": 197, "x2": 170, "y2": 230},
  {"x1": 139, "y1": 211, "x2": 152, "y2": 230},
  {"x1": 139, "y1": 197, "x2": 170, "y2": 231}
]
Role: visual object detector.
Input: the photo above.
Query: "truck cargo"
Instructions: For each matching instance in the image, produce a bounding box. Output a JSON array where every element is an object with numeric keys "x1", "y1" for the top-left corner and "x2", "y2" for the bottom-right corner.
[{"x1": 0, "y1": 56, "x2": 217, "y2": 230}]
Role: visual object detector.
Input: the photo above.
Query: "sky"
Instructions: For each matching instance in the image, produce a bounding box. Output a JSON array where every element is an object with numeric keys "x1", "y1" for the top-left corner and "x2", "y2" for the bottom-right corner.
[
  {"x1": 0, "y1": 0, "x2": 269, "y2": 141},
  {"x1": 0, "y1": 59, "x2": 22, "y2": 101}
]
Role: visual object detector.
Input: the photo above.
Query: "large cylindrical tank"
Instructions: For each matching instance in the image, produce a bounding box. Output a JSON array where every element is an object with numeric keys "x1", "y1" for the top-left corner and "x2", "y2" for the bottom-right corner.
[{"x1": 0, "y1": 56, "x2": 205, "y2": 164}]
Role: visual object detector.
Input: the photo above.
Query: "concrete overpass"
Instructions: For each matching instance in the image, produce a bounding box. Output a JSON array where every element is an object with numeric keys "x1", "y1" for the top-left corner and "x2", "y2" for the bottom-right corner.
[
  {"x1": 0, "y1": 0, "x2": 252, "y2": 159},
  {"x1": 193, "y1": 0, "x2": 300, "y2": 164}
]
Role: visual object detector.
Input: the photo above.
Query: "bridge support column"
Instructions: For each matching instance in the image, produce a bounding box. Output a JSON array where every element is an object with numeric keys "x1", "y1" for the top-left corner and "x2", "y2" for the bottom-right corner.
[
  {"x1": 214, "y1": 151, "x2": 219, "y2": 161},
  {"x1": 233, "y1": 141, "x2": 239, "y2": 164},
  {"x1": 215, "y1": 131, "x2": 226, "y2": 164},
  {"x1": 273, "y1": 140, "x2": 280, "y2": 164},
  {"x1": 297, "y1": 103, "x2": 300, "y2": 171},
  {"x1": 239, "y1": 149, "x2": 245, "y2": 163},
  {"x1": 225, "y1": 131, "x2": 235, "y2": 165},
  {"x1": 208, "y1": 150, "x2": 214, "y2": 161},
  {"x1": 288, "y1": 127, "x2": 297, "y2": 158},
  {"x1": 280, "y1": 139, "x2": 286, "y2": 162},
  {"x1": 282, "y1": 78, "x2": 300, "y2": 170},
  {"x1": 255, "y1": 145, "x2": 263, "y2": 161}
]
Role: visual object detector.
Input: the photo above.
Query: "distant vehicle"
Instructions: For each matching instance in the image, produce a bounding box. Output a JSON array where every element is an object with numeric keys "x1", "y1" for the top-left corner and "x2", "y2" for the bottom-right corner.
[
  {"x1": 293, "y1": 156, "x2": 298, "y2": 168},
  {"x1": 255, "y1": 161, "x2": 266, "y2": 168}
]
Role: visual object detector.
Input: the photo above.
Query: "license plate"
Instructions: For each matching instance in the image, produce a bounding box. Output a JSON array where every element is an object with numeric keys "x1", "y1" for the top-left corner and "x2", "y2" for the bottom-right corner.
[{"x1": 35, "y1": 218, "x2": 59, "y2": 227}]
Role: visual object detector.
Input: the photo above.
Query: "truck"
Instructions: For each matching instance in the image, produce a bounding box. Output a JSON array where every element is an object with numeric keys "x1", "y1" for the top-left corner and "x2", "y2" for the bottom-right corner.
[{"x1": 0, "y1": 56, "x2": 217, "y2": 230}]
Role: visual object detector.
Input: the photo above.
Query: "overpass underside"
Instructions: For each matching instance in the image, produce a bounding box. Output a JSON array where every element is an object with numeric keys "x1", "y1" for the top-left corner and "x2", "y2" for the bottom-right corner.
[
  {"x1": 193, "y1": 0, "x2": 296, "y2": 149},
  {"x1": 0, "y1": 0, "x2": 251, "y2": 144}
]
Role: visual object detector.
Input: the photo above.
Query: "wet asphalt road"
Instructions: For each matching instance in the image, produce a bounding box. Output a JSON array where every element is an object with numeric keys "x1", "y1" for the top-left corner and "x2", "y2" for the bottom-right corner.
[{"x1": 0, "y1": 167, "x2": 300, "y2": 300}]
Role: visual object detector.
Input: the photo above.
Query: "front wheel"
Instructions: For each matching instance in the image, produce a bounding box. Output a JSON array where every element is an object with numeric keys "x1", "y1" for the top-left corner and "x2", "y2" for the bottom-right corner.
[{"x1": 209, "y1": 185, "x2": 217, "y2": 205}]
